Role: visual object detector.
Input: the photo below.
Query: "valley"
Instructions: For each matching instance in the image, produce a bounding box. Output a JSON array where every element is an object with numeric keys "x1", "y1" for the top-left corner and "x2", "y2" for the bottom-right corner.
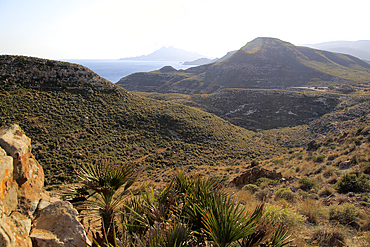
[{"x1": 2, "y1": 37, "x2": 370, "y2": 245}]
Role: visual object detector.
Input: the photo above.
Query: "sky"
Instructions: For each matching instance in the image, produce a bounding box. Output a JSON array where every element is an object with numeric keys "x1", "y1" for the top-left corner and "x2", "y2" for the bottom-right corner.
[{"x1": 0, "y1": 0, "x2": 368, "y2": 59}]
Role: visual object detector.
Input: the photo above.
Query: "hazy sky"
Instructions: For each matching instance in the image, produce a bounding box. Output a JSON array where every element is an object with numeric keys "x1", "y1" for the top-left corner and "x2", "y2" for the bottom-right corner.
[{"x1": 0, "y1": 0, "x2": 368, "y2": 59}]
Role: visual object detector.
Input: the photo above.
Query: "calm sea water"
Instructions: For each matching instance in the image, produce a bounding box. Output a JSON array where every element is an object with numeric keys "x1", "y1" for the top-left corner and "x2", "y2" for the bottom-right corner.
[{"x1": 61, "y1": 59, "x2": 195, "y2": 83}]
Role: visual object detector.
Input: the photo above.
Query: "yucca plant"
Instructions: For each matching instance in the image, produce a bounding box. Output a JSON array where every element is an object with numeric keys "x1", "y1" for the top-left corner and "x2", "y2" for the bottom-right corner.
[
  {"x1": 174, "y1": 170, "x2": 222, "y2": 234},
  {"x1": 136, "y1": 221, "x2": 191, "y2": 247},
  {"x1": 202, "y1": 194, "x2": 261, "y2": 247},
  {"x1": 65, "y1": 160, "x2": 138, "y2": 245},
  {"x1": 122, "y1": 184, "x2": 175, "y2": 239}
]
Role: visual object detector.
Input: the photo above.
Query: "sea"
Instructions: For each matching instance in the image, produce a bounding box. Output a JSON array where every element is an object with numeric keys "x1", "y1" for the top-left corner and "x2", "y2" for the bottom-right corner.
[{"x1": 61, "y1": 59, "x2": 195, "y2": 83}]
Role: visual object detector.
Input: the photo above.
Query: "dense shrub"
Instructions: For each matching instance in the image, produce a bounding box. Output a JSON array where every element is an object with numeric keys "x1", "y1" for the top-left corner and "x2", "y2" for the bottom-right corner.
[
  {"x1": 275, "y1": 188, "x2": 295, "y2": 201},
  {"x1": 263, "y1": 204, "x2": 306, "y2": 230},
  {"x1": 298, "y1": 177, "x2": 318, "y2": 191},
  {"x1": 335, "y1": 173, "x2": 369, "y2": 193}
]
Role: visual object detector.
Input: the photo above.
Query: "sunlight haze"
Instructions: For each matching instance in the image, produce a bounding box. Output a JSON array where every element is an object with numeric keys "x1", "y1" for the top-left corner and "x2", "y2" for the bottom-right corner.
[{"x1": 0, "y1": 0, "x2": 368, "y2": 59}]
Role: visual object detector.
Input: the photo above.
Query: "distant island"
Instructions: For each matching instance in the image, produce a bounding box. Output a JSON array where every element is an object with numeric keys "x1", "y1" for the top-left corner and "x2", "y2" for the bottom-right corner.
[
  {"x1": 120, "y1": 46, "x2": 203, "y2": 61},
  {"x1": 183, "y1": 57, "x2": 218, "y2": 65}
]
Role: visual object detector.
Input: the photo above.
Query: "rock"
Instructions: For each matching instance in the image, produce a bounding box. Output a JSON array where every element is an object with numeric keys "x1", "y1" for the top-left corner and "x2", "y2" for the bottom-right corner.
[
  {"x1": 0, "y1": 211, "x2": 32, "y2": 246},
  {"x1": 0, "y1": 151, "x2": 18, "y2": 215},
  {"x1": 338, "y1": 160, "x2": 351, "y2": 170},
  {"x1": 0, "y1": 124, "x2": 44, "y2": 216},
  {"x1": 290, "y1": 186, "x2": 296, "y2": 192},
  {"x1": 0, "y1": 147, "x2": 6, "y2": 156},
  {"x1": 30, "y1": 201, "x2": 91, "y2": 247},
  {"x1": 0, "y1": 125, "x2": 90, "y2": 246},
  {"x1": 0, "y1": 125, "x2": 31, "y2": 160},
  {"x1": 230, "y1": 167, "x2": 282, "y2": 186}
]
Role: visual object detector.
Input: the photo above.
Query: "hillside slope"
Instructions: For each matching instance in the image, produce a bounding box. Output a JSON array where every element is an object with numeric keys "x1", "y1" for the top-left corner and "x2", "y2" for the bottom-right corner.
[
  {"x1": 117, "y1": 37, "x2": 370, "y2": 94},
  {"x1": 0, "y1": 55, "x2": 272, "y2": 185}
]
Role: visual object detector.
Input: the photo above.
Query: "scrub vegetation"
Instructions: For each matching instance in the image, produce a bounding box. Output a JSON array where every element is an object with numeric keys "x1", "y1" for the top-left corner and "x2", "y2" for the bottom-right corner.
[{"x1": 3, "y1": 52, "x2": 370, "y2": 246}]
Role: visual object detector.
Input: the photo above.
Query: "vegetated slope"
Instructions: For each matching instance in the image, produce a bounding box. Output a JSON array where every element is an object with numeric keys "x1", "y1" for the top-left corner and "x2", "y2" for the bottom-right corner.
[
  {"x1": 137, "y1": 89, "x2": 340, "y2": 130},
  {"x1": 0, "y1": 55, "x2": 273, "y2": 186},
  {"x1": 117, "y1": 37, "x2": 370, "y2": 94}
]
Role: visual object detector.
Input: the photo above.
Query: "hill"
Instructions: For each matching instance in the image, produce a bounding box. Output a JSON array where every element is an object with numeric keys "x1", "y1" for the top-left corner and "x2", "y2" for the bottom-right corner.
[
  {"x1": 0, "y1": 55, "x2": 274, "y2": 186},
  {"x1": 117, "y1": 37, "x2": 370, "y2": 94},
  {"x1": 306, "y1": 40, "x2": 370, "y2": 61},
  {"x1": 119, "y1": 46, "x2": 203, "y2": 61}
]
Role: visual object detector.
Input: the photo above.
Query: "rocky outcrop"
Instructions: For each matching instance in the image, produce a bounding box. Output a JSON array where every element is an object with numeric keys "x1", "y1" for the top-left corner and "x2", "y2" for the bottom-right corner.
[
  {"x1": 0, "y1": 125, "x2": 89, "y2": 246},
  {"x1": 0, "y1": 125, "x2": 44, "y2": 217},
  {"x1": 230, "y1": 167, "x2": 282, "y2": 186}
]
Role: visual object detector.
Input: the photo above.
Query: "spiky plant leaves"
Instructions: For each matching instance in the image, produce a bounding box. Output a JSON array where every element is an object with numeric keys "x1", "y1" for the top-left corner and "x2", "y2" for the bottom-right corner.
[
  {"x1": 265, "y1": 224, "x2": 292, "y2": 247},
  {"x1": 68, "y1": 160, "x2": 138, "y2": 245},
  {"x1": 146, "y1": 221, "x2": 191, "y2": 247},
  {"x1": 202, "y1": 193, "x2": 259, "y2": 247}
]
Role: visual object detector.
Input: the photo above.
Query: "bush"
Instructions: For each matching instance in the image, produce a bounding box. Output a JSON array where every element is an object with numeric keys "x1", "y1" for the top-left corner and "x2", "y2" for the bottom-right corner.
[
  {"x1": 263, "y1": 204, "x2": 306, "y2": 230},
  {"x1": 298, "y1": 177, "x2": 318, "y2": 191},
  {"x1": 309, "y1": 226, "x2": 346, "y2": 247},
  {"x1": 335, "y1": 173, "x2": 369, "y2": 193},
  {"x1": 242, "y1": 184, "x2": 259, "y2": 193},
  {"x1": 318, "y1": 186, "x2": 335, "y2": 197},
  {"x1": 314, "y1": 155, "x2": 326, "y2": 163},
  {"x1": 275, "y1": 188, "x2": 295, "y2": 201},
  {"x1": 329, "y1": 203, "x2": 364, "y2": 229},
  {"x1": 297, "y1": 199, "x2": 325, "y2": 224},
  {"x1": 256, "y1": 177, "x2": 279, "y2": 187},
  {"x1": 255, "y1": 188, "x2": 270, "y2": 201},
  {"x1": 250, "y1": 159, "x2": 259, "y2": 167}
]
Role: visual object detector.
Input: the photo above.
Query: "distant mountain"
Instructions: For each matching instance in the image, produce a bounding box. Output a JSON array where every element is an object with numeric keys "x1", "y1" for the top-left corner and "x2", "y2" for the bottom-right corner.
[
  {"x1": 306, "y1": 40, "x2": 370, "y2": 61},
  {"x1": 183, "y1": 50, "x2": 238, "y2": 65},
  {"x1": 120, "y1": 46, "x2": 203, "y2": 61},
  {"x1": 183, "y1": 57, "x2": 218, "y2": 65},
  {"x1": 117, "y1": 37, "x2": 370, "y2": 94}
]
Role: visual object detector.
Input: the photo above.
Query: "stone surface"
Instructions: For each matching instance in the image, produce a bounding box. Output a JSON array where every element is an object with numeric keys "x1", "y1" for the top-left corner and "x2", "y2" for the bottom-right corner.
[
  {"x1": 0, "y1": 124, "x2": 44, "y2": 216},
  {"x1": 0, "y1": 125, "x2": 31, "y2": 160},
  {"x1": 0, "y1": 125, "x2": 91, "y2": 246},
  {"x1": 339, "y1": 160, "x2": 352, "y2": 170},
  {"x1": 30, "y1": 201, "x2": 91, "y2": 247},
  {"x1": 0, "y1": 211, "x2": 32, "y2": 247},
  {"x1": 230, "y1": 167, "x2": 282, "y2": 186},
  {"x1": 0, "y1": 153, "x2": 18, "y2": 216}
]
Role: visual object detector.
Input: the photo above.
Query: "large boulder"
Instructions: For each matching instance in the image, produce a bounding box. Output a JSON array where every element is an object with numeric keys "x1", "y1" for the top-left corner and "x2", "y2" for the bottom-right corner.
[{"x1": 30, "y1": 201, "x2": 91, "y2": 247}]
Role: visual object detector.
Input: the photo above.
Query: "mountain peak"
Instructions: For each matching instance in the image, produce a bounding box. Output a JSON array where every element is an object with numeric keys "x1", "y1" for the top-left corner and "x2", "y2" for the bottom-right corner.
[{"x1": 240, "y1": 37, "x2": 294, "y2": 54}]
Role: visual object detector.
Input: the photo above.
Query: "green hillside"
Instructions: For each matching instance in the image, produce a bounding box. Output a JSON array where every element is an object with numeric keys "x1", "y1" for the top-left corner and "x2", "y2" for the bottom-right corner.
[
  {"x1": 117, "y1": 37, "x2": 370, "y2": 94},
  {"x1": 0, "y1": 55, "x2": 273, "y2": 186}
]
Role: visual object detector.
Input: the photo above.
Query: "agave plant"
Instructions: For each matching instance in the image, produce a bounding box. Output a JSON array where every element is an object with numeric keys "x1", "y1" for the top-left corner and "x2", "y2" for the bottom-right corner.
[{"x1": 66, "y1": 160, "x2": 138, "y2": 245}]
